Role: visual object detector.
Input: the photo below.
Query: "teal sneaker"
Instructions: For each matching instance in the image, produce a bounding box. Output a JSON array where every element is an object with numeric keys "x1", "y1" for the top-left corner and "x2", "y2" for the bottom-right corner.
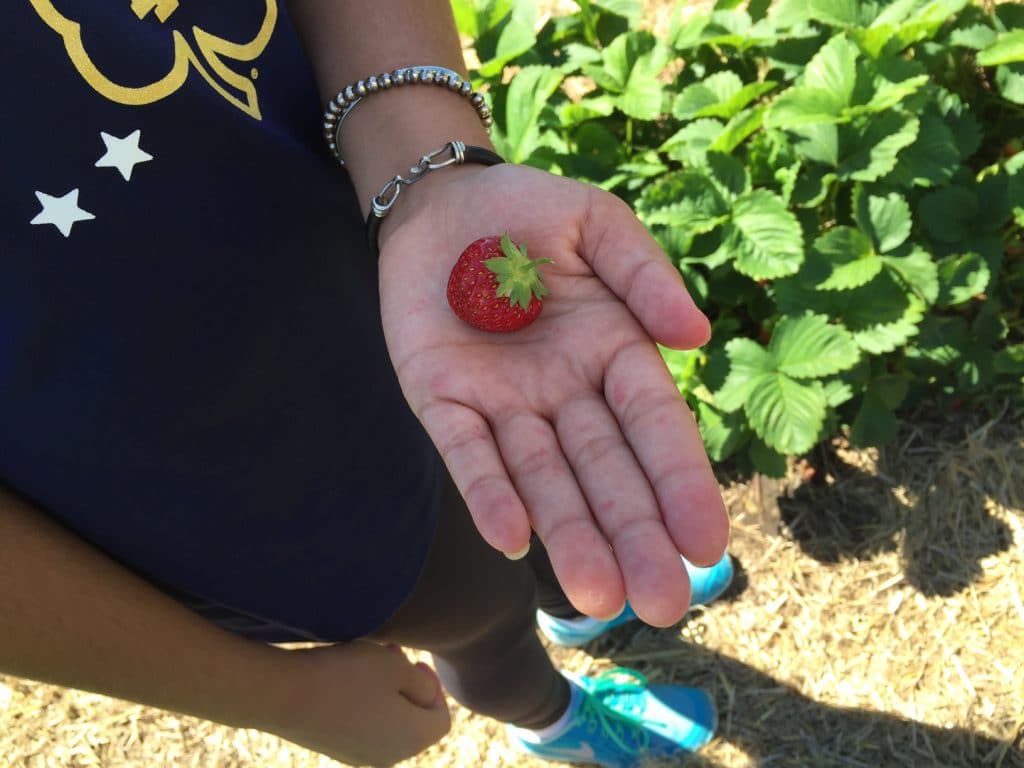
[
  {"x1": 537, "y1": 552, "x2": 734, "y2": 648},
  {"x1": 508, "y1": 668, "x2": 716, "y2": 767}
]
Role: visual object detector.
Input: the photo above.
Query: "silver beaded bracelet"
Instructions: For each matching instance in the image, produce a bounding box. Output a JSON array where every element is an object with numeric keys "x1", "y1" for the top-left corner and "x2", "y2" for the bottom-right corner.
[{"x1": 321, "y1": 65, "x2": 492, "y2": 166}]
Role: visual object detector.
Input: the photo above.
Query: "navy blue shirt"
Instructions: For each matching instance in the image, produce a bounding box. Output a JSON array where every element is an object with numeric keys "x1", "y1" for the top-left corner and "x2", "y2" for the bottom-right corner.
[{"x1": 0, "y1": 1, "x2": 442, "y2": 641}]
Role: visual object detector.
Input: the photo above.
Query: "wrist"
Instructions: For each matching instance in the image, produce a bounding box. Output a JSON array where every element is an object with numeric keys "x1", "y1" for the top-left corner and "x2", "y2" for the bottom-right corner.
[
  {"x1": 241, "y1": 643, "x2": 321, "y2": 733},
  {"x1": 341, "y1": 86, "x2": 494, "y2": 216}
]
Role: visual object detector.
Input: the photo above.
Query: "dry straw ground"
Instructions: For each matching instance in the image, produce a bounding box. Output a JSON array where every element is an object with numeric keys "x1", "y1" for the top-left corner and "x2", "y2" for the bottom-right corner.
[
  {"x1": 4, "y1": 2, "x2": 1024, "y2": 766},
  {"x1": 3, "y1": 410, "x2": 1022, "y2": 768}
]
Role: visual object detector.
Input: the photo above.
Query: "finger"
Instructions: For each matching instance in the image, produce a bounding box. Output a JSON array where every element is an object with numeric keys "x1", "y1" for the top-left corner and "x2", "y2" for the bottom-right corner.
[
  {"x1": 494, "y1": 410, "x2": 625, "y2": 619},
  {"x1": 580, "y1": 188, "x2": 710, "y2": 350},
  {"x1": 420, "y1": 401, "x2": 531, "y2": 557},
  {"x1": 398, "y1": 660, "x2": 445, "y2": 710},
  {"x1": 554, "y1": 394, "x2": 690, "y2": 627},
  {"x1": 606, "y1": 341, "x2": 730, "y2": 567},
  {"x1": 399, "y1": 663, "x2": 451, "y2": 757}
]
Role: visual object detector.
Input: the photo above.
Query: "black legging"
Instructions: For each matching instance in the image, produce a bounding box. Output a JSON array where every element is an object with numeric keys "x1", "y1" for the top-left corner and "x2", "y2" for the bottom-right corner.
[{"x1": 368, "y1": 475, "x2": 578, "y2": 730}]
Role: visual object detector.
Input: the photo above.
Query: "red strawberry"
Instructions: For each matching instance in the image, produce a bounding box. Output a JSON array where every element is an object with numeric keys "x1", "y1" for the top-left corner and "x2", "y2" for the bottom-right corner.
[{"x1": 447, "y1": 233, "x2": 552, "y2": 333}]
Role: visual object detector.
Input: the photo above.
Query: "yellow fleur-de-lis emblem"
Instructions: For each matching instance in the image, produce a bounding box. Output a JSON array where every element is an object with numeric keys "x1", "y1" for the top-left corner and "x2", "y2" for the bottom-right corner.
[{"x1": 28, "y1": 0, "x2": 277, "y2": 120}]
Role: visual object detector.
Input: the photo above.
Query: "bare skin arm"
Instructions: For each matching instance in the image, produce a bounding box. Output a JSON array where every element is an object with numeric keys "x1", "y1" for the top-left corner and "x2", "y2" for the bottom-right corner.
[
  {"x1": 0, "y1": 484, "x2": 447, "y2": 766},
  {"x1": 287, "y1": 1, "x2": 729, "y2": 625},
  {"x1": 285, "y1": 0, "x2": 494, "y2": 217}
]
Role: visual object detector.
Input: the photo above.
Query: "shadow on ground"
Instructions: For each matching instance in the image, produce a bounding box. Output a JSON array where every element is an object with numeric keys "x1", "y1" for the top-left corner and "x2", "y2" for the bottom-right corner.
[
  {"x1": 581, "y1": 617, "x2": 1024, "y2": 768},
  {"x1": 769, "y1": 415, "x2": 1020, "y2": 597},
  {"x1": 613, "y1": 639, "x2": 1024, "y2": 768}
]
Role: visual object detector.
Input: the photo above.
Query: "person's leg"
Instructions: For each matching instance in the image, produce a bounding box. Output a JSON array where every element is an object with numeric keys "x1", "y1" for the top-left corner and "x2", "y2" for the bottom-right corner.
[
  {"x1": 369, "y1": 474, "x2": 570, "y2": 730},
  {"x1": 524, "y1": 532, "x2": 585, "y2": 620},
  {"x1": 371, "y1": 474, "x2": 721, "y2": 766}
]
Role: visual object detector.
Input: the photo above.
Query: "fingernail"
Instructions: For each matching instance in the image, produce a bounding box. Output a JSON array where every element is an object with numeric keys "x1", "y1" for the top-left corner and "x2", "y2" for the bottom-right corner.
[{"x1": 504, "y1": 543, "x2": 530, "y2": 560}]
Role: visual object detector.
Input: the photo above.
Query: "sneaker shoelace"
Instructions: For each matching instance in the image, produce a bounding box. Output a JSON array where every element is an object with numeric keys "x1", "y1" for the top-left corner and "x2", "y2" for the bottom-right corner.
[{"x1": 574, "y1": 668, "x2": 669, "y2": 758}]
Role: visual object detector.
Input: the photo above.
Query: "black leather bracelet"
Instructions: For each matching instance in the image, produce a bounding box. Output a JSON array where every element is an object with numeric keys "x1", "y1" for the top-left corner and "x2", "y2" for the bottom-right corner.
[{"x1": 365, "y1": 142, "x2": 505, "y2": 259}]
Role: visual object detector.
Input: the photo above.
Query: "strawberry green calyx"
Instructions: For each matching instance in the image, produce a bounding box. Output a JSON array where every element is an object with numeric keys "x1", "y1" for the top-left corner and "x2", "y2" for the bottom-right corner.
[{"x1": 483, "y1": 233, "x2": 553, "y2": 311}]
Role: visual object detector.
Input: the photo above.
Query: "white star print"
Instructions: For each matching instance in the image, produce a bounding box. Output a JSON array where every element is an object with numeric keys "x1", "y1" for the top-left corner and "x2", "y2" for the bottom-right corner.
[
  {"x1": 95, "y1": 130, "x2": 153, "y2": 181},
  {"x1": 30, "y1": 189, "x2": 96, "y2": 238}
]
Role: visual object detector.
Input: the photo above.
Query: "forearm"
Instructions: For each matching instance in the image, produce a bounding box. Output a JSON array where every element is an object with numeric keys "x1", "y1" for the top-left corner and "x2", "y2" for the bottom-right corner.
[
  {"x1": 287, "y1": 0, "x2": 494, "y2": 218},
  {"x1": 0, "y1": 485, "x2": 298, "y2": 733}
]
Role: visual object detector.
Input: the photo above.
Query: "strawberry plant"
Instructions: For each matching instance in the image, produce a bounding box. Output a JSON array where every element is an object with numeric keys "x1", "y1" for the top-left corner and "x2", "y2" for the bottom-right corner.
[{"x1": 454, "y1": 0, "x2": 1024, "y2": 475}]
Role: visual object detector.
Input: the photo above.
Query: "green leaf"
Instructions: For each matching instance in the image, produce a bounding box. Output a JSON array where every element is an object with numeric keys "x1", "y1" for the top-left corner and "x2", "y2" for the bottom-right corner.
[
  {"x1": 842, "y1": 275, "x2": 926, "y2": 354},
  {"x1": 705, "y1": 152, "x2": 751, "y2": 199},
  {"x1": 805, "y1": 0, "x2": 863, "y2": 27},
  {"x1": 618, "y1": 60, "x2": 671, "y2": 119},
  {"x1": 919, "y1": 187, "x2": 977, "y2": 243},
  {"x1": 669, "y1": 8, "x2": 711, "y2": 50},
  {"x1": 699, "y1": 9, "x2": 778, "y2": 50},
  {"x1": 949, "y1": 24, "x2": 998, "y2": 50},
  {"x1": 871, "y1": 374, "x2": 910, "y2": 410},
  {"x1": 823, "y1": 378, "x2": 855, "y2": 407},
  {"x1": 792, "y1": 166, "x2": 837, "y2": 208},
  {"x1": 853, "y1": 189, "x2": 912, "y2": 253},
  {"x1": 807, "y1": 226, "x2": 885, "y2": 290},
  {"x1": 887, "y1": 111, "x2": 961, "y2": 188},
  {"x1": 696, "y1": 401, "x2": 751, "y2": 461},
  {"x1": 850, "y1": 390, "x2": 899, "y2": 447},
  {"x1": 774, "y1": 271, "x2": 926, "y2": 354},
  {"x1": 805, "y1": 34, "x2": 860, "y2": 103},
  {"x1": 995, "y1": 344, "x2": 1024, "y2": 376},
  {"x1": 560, "y1": 43, "x2": 604, "y2": 73},
  {"x1": 933, "y1": 88, "x2": 981, "y2": 160},
  {"x1": 878, "y1": 0, "x2": 971, "y2": 53},
  {"x1": 977, "y1": 172, "x2": 1016, "y2": 233},
  {"x1": 674, "y1": 73, "x2": 777, "y2": 120},
  {"x1": 589, "y1": 32, "x2": 672, "y2": 119},
  {"x1": 882, "y1": 248, "x2": 939, "y2": 304},
  {"x1": 673, "y1": 71, "x2": 741, "y2": 118},
  {"x1": 716, "y1": 338, "x2": 775, "y2": 413},
  {"x1": 660, "y1": 119, "x2": 725, "y2": 165},
  {"x1": 725, "y1": 190, "x2": 806, "y2": 280},
  {"x1": 852, "y1": 58, "x2": 929, "y2": 115},
  {"x1": 662, "y1": 346, "x2": 702, "y2": 393},
  {"x1": 747, "y1": 373, "x2": 828, "y2": 455},
  {"x1": 496, "y1": 65, "x2": 564, "y2": 163},
  {"x1": 837, "y1": 113, "x2": 920, "y2": 182},
  {"x1": 451, "y1": 0, "x2": 512, "y2": 40},
  {"x1": 477, "y1": 1, "x2": 539, "y2": 78},
  {"x1": 996, "y1": 64, "x2": 1024, "y2": 105},
  {"x1": 907, "y1": 315, "x2": 967, "y2": 368},
  {"x1": 558, "y1": 95, "x2": 616, "y2": 127},
  {"x1": 977, "y1": 29, "x2": 1024, "y2": 66},
  {"x1": 851, "y1": 300, "x2": 925, "y2": 354},
  {"x1": 770, "y1": 313, "x2": 862, "y2": 378},
  {"x1": 749, "y1": 437, "x2": 788, "y2": 477},
  {"x1": 765, "y1": 35, "x2": 860, "y2": 128},
  {"x1": 937, "y1": 251, "x2": 991, "y2": 306},
  {"x1": 710, "y1": 107, "x2": 766, "y2": 154},
  {"x1": 589, "y1": 0, "x2": 643, "y2": 23},
  {"x1": 972, "y1": 301, "x2": 1007, "y2": 347},
  {"x1": 635, "y1": 171, "x2": 730, "y2": 232},
  {"x1": 766, "y1": 87, "x2": 849, "y2": 129},
  {"x1": 791, "y1": 123, "x2": 839, "y2": 167}
]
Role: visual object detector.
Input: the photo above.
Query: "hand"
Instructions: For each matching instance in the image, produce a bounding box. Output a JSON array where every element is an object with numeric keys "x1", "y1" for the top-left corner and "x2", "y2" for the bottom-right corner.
[
  {"x1": 378, "y1": 163, "x2": 729, "y2": 627},
  {"x1": 268, "y1": 642, "x2": 449, "y2": 767}
]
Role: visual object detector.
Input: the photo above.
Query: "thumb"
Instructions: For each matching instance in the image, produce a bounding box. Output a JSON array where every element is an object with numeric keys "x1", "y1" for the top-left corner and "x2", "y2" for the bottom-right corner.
[
  {"x1": 580, "y1": 189, "x2": 710, "y2": 350},
  {"x1": 400, "y1": 660, "x2": 446, "y2": 711}
]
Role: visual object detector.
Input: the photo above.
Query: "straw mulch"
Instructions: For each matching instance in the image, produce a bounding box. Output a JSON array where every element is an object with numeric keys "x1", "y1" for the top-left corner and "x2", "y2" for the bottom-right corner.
[{"x1": 2, "y1": 408, "x2": 1022, "y2": 768}]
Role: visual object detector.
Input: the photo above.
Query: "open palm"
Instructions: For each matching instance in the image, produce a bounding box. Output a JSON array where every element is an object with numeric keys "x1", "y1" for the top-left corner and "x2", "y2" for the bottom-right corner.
[{"x1": 378, "y1": 163, "x2": 729, "y2": 626}]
